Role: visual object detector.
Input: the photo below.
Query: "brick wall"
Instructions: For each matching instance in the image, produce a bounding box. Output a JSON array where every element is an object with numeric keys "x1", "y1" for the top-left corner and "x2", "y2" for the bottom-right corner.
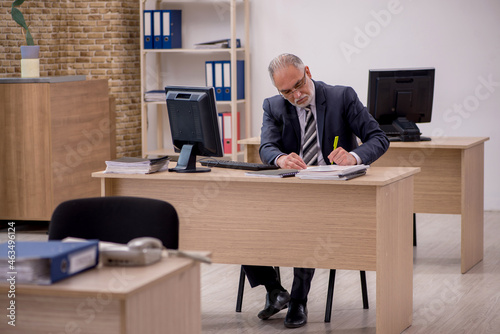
[{"x1": 0, "y1": 0, "x2": 141, "y2": 157}]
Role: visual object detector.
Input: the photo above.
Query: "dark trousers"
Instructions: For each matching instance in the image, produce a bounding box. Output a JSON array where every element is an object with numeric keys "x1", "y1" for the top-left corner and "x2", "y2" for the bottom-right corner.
[{"x1": 242, "y1": 265, "x2": 315, "y2": 301}]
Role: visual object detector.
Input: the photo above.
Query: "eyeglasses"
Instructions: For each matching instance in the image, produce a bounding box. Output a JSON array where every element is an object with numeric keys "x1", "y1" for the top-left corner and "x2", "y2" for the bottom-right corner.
[{"x1": 278, "y1": 70, "x2": 307, "y2": 98}]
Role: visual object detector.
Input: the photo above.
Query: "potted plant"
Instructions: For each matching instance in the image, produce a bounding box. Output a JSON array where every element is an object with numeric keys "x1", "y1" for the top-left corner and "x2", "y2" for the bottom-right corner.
[{"x1": 11, "y1": 0, "x2": 40, "y2": 77}]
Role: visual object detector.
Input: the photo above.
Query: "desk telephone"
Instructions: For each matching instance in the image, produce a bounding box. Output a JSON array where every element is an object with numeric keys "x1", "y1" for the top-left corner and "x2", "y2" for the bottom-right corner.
[
  {"x1": 100, "y1": 237, "x2": 212, "y2": 266},
  {"x1": 101, "y1": 237, "x2": 164, "y2": 266}
]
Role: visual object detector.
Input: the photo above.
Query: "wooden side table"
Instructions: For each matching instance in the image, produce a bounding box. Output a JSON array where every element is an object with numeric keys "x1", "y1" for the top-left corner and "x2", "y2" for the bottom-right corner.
[{"x1": 0, "y1": 76, "x2": 114, "y2": 221}]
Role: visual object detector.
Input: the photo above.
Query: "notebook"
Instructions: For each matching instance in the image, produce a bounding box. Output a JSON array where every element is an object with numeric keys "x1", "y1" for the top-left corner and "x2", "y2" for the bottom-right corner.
[{"x1": 244, "y1": 169, "x2": 299, "y2": 178}]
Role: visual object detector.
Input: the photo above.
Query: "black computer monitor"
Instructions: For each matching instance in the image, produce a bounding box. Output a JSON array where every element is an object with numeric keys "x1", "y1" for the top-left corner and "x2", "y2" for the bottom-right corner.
[
  {"x1": 367, "y1": 68, "x2": 435, "y2": 141},
  {"x1": 165, "y1": 86, "x2": 223, "y2": 173}
]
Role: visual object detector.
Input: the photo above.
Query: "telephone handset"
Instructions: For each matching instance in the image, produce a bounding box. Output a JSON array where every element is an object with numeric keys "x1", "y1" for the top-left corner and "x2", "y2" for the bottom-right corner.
[
  {"x1": 100, "y1": 236, "x2": 213, "y2": 266},
  {"x1": 101, "y1": 237, "x2": 164, "y2": 266},
  {"x1": 128, "y1": 237, "x2": 163, "y2": 251}
]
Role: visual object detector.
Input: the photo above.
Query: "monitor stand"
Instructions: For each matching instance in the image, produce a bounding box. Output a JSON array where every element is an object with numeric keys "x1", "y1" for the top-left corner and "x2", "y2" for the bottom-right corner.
[
  {"x1": 392, "y1": 117, "x2": 420, "y2": 141},
  {"x1": 387, "y1": 118, "x2": 432, "y2": 142},
  {"x1": 168, "y1": 144, "x2": 211, "y2": 173}
]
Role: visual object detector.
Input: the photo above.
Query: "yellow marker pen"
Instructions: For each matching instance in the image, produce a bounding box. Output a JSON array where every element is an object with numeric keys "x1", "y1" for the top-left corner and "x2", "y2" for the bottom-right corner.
[{"x1": 331, "y1": 136, "x2": 339, "y2": 164}]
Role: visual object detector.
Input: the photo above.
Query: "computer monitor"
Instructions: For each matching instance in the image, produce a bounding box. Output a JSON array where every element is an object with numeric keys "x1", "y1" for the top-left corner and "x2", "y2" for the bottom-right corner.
[
  {"x1": 367, "y1": 68, "x2": 435, "y2": 141},
  {"x1": 165, "y1": 86, "x2": 223, "y2": 173}
]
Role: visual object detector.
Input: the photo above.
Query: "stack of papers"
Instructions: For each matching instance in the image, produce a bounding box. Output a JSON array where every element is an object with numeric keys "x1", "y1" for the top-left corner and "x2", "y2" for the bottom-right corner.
[
  {"x1": 104, "y1": 156, "x2": 170, "y2": 174},
  {"x1": 296, "y1": 165, "x2": 369, "y2": 180},
  {"x1": 144, "y1": 90, "x2": 166, "y2": 102}
]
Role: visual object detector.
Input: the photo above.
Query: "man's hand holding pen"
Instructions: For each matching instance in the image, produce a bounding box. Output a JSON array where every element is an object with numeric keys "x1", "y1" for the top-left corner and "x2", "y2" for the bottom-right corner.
[{"x1": 328, "y1": 147, "x2": 357, "y2": 166}]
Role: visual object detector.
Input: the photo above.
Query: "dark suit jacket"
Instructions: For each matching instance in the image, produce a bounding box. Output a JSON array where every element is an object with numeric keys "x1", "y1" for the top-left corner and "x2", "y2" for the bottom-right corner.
[{"x1": 260, "y1": 80, "x2": 389, "y2": 165}]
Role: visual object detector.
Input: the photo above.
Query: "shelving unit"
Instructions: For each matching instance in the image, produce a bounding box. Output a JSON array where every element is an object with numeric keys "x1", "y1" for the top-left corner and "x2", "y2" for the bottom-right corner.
[{"x1": 139, "y1": 0, "x2": 250, "y2": 161}]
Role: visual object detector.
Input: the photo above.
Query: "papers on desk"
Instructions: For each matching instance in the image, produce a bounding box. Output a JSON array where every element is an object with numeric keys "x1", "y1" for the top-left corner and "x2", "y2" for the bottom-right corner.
[
  {"x1": 0, "y1": 240, "x2": 99, "y2": 285},
  {"x1": 296, "y1": 164, "x2": 369, "y2": 180},
  {"x1": 104, "y1": 156, "x2": 169, "y2": 174},
  {"x1": 144, "y1": 90, "x2": 166, "y2": 102}
]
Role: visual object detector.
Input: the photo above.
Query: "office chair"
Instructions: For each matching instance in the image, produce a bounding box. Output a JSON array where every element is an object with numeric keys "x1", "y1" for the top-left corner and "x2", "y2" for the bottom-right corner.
[
  {"x1": 48, "y1": 196, "x2": 179, "y2": 250},
  {"x1": 236, "y1": 266, "x2": 369, "y2": 322}
]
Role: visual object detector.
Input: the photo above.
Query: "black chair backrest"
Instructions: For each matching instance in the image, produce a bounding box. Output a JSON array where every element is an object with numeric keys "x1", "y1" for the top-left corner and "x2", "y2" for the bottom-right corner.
[{"x1": 48, "y1": 196, "x2": 179, "y2": 249}]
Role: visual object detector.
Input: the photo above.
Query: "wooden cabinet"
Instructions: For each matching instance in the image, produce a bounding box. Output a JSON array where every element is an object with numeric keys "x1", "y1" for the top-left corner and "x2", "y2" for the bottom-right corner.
[
  {"x1": 0, "y1": 77, "x2": 114, "y2": 221},
  {"x1": 139, "y1": 0, "x2": 250, "y2": 160}
]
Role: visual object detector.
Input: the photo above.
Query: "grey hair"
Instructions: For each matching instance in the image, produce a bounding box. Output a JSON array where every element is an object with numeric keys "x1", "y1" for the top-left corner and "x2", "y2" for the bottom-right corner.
[{"x1": 268, "y1": 53, "x2": 305, "y2": 86}]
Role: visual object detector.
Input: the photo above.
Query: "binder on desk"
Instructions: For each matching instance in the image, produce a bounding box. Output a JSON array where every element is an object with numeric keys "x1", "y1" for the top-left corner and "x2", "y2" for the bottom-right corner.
[
  {"x1": 153, "y1": 10, "x2": 162, "y2": 48},
  {"x1": 143, "y1": 10, "x2": 153, "y2": 49},
  {"x1": 0, "y1": 240, "x2": 99, "y2": 285},
  {"x1": 161, "y1": 10, "x2": 182, "y2": 49},
  {"x1": 220, "y1": 111, "x2": 240, "y2": 154}
]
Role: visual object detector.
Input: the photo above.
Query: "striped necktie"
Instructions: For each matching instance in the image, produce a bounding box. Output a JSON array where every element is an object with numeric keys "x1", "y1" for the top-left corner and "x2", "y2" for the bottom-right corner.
[{"x1": 302, "y1": 106, "x2": 318, "y2": 166}]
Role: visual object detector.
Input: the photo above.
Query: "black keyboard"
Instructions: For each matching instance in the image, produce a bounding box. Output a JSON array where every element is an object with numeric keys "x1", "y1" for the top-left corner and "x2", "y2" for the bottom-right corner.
[{"x1": 200, "y1": 159, "x2": 279, "y2": 171}]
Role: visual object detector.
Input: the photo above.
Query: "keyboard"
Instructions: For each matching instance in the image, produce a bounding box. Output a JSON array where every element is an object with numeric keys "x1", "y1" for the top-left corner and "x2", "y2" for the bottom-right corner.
[{"x1": 200, "y1": 159, "x2": 279, "y2": 171}]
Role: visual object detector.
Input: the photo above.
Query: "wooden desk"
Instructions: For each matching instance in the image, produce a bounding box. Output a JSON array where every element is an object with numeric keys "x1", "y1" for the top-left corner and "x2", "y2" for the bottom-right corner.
[
  {"x1": 0, "y1": 255, "x2": 203, "y2": 334},
  {"x1": 239, "y1": 136, "x2": 489, "y2": 274},
  {"x1": 371, "y1": 137, "x2": 489, "y2": 273},
  {"x1": 93, "y1": 166, "x2": 419, "y2": 334}
]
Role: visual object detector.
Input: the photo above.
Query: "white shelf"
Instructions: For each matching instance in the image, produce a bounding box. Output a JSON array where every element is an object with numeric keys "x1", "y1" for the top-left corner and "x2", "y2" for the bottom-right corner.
[
  {"x1": 146, "y1": 149, "x2": 244, "y2": 161},
  {"x1": 143, "y1": 99, "x2": 246, "y2": 105},
  {"x1": 142, "y1": 48, "x2": 246, "y2": 54},
  {"x1": 139, "y1": 0, "x2": 250, "y2": 160}
]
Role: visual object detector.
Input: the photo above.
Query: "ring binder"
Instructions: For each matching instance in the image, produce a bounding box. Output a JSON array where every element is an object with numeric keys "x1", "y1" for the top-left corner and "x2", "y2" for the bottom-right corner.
[{"x1": 143, "y1": 10, "x2": 153, "y2": 49}]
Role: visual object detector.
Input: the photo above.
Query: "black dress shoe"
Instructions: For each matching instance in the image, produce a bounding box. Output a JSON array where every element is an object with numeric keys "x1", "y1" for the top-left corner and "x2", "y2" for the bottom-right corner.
[
  {"x1": 284, "y1": 299, "x2": 308, "y2": 328},
  {"x1": 258, "y1": 290, "x2": 291, "y2": 320}
]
